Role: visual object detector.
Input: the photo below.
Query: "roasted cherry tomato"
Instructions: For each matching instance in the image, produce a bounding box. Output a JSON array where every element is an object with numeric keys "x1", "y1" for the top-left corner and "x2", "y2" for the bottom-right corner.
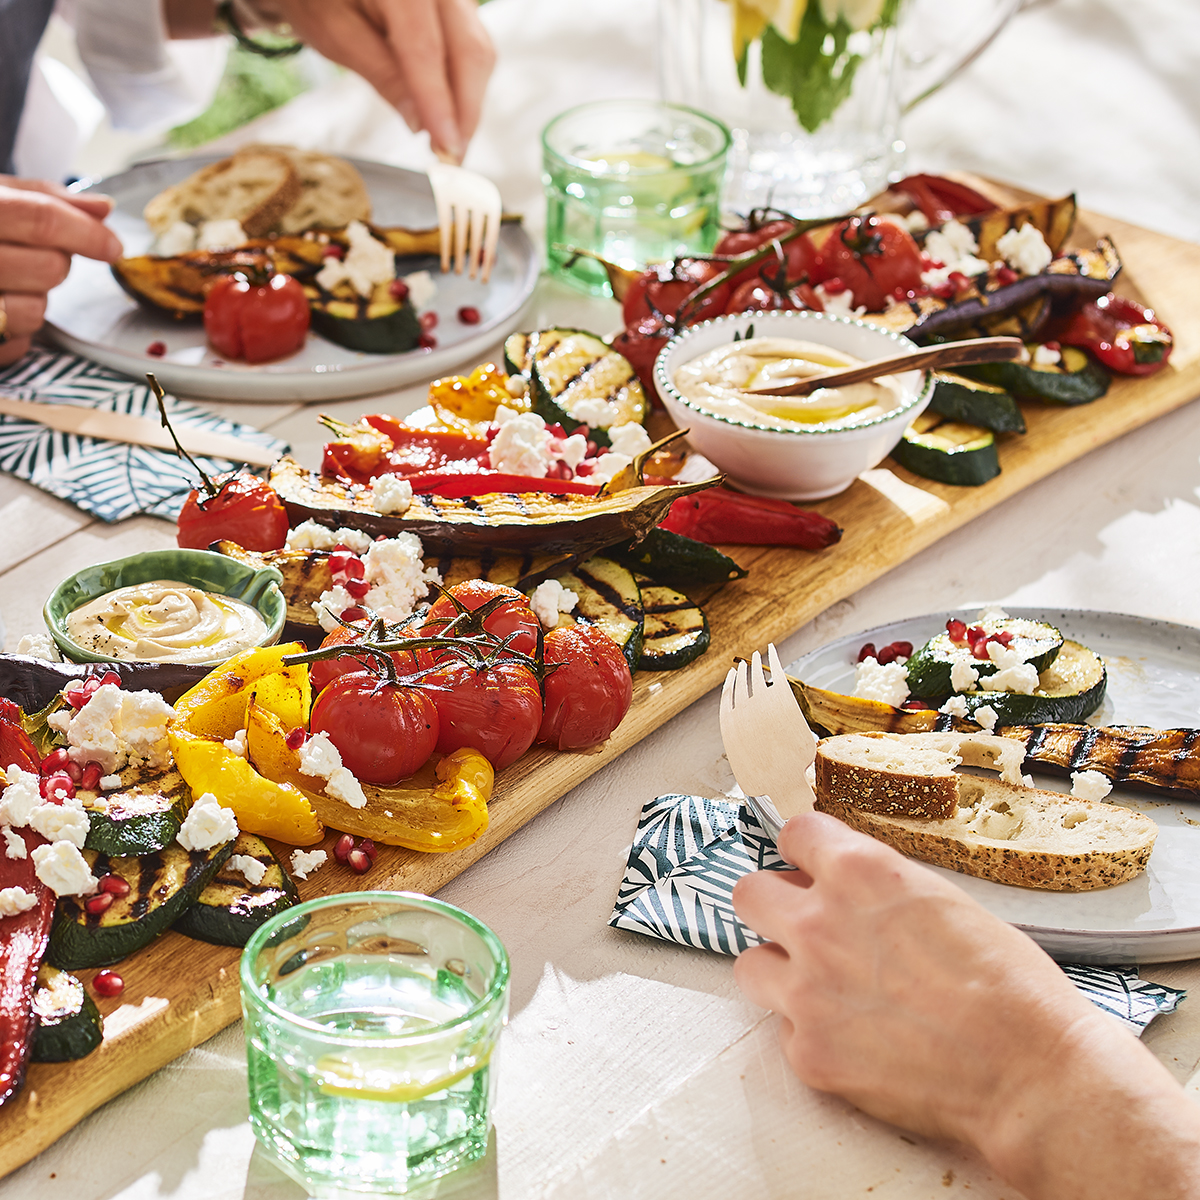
[
  {"x1": 814, "y1": 215, "x2": 923, "y2": 312},
  {"x1": 621, "y1": 259, "x2": 731, "y2": 328},
  {"x1": 176, "y1": 472, "x2": 289, "y2": 551},
  {"x1": 725, "y1": 275, "x2": 823, "y2": 315},
  {"x1": 203, "y1": 272, "x2": 310, "y2": 364},
  {"x1": 715, "y1": 221, "x2": 821, "y2": 291},
  {"x1": 610, "y1": 314, "x2": 672, "y2": 399},
  {"x1": 423, "y1": 581, "x2": 541, "y2": 658},
  {"x1": 308, "y1": 618, "x2": 432, "y2": 695},
  {"x1": 537, "y1": 625, "x2": 632, "y2": 750},
  {"x1": 421, "y1": 659, "x2": 542, "y2": 770},
  {"x1": 310, "y1": 673, "x2": 439, "y2": 785}
]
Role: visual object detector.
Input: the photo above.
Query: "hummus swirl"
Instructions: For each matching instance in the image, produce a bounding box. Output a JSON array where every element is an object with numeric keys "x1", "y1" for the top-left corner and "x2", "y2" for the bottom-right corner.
[
  {"x1": 66, "y1": 579, "x2": 268, "y2": 664},
  {"x1": 672, "y1": 336, "x2": 906, "y2": 431}
]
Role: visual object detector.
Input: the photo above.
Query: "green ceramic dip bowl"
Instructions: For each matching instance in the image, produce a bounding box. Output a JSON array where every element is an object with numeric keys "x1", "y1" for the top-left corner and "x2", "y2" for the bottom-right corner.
[{"x1": 44, "y1": 549, "x2": 285, "y2": 666}]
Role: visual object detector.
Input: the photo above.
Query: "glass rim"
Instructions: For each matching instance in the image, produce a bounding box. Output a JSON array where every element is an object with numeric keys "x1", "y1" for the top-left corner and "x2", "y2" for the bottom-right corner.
[
  {"x1": 240, "y1": 890, "x2": 510, "y2": 1045},
  {"x1": 541, "y1": 98, "x2": 732, "y2": 175}
]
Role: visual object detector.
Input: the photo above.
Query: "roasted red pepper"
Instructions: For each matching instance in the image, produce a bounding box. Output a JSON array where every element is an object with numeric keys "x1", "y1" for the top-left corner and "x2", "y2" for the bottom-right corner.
[
  {"x1": 1056, "y1": 292, "x2": 1173, "y2": 376},
  {"x1": 659, "y1": 488, "x2": 841, "y2": 549},
  {"x1": 0, "y1": 704, "x2": 40, "y2": 774},
  {"x1": 891, "y1": 174, "x2": 995, "y2": 224},
  {"x1": 323, "y1": 416, "x2": 489, "y2": 484},
  {"x1": 0, "y1": 827, "x2": 54, "y2": 1108}
]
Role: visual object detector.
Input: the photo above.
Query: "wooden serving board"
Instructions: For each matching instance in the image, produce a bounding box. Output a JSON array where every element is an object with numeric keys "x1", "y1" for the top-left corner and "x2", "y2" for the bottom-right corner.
[{"x1": 2, "y1": 192, "x2": 1199, "y2": 1178}]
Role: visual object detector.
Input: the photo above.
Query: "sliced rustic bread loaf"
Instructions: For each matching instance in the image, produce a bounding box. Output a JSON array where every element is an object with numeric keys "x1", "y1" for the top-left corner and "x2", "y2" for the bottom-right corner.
[
  {"x1": 268, "y1": 147, "x2": 372, "y2": 233},
  {"x1": 144, "y1": 147, "x2": 301, "y2": 237},
  {"x1": 813, "y1": 732, "x2": 1157, "y2": 891}
]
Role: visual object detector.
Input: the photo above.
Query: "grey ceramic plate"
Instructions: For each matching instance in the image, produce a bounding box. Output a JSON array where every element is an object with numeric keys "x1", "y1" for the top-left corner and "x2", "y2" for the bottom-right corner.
[
  {"x1": 790, "y1": 607, "x2": 1200, "y2": 964},
  {"x1": 44, "y1": 157, "x2": 538, "y2": 403}
]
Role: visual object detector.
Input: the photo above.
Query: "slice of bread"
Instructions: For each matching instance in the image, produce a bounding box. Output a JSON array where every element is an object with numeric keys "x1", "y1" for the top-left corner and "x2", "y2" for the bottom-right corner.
[
  {"x1": 265, "y1": 147, "x2": 372, "y2": 233},
  {"x1": 813, "y1": 733, "x2": 1157, "y2": 891},
  {"x1": 144, "y1": 148, "x2": 301, "y2": 238}
]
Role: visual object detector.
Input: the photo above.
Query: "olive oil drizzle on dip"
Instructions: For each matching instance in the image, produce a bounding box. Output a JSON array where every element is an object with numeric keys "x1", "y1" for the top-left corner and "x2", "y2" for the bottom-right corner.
[
  {"x1": 672, "y1": 337, "x2": 906, "y2": 431},
  {"x1": 66, "y1": 580, "x2": 268, "y2": 663}
]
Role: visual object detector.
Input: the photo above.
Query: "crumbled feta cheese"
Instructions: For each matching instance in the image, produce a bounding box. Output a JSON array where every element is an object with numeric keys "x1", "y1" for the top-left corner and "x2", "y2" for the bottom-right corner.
[
  {"x1": 223, "y1": 729, "x2": 248, "y2": 758},
  {"x1": 286, "y1": 521, "x2": 373, "y2": 554},
  {"x1": 29, "y1": 801, "x2": 89, "y2": 849},
  {"x1": 3, "y1": 827, "x2": 26, "y2": 859},
  {"x1": 313, "y1": 586, "x2": 356, "y2": 631},
  {"x1": 326, "y1": 767, "x2": 367, "y2": 809},
  {"x1": 15, "y1": 632, "x2": 61, "y2": 661},
  {"x1": 505, "y1": 375, "x2": 528, "y2": 398},
  {"x1": 973, "y1": 704, "x2": 999, "y2": 733},
  {"x1": 950, "y1": 659, "x2": 980, "y2": 693},
  {"x1": 155, "y1": 219, "x2": 198, "y2": 256},
  {"x1": 925, "y1": 220, "x2": 978, "y2": 265},
  {"x1": 983, "y1": 663, "x2": 1040, "y2": 694},
  {"x1": 316, "y1": 219, "x2": 395, "y2": 297},
  {"x1": 47, "y1": 685, "x2": 175, "y2": 774},
  {"x1": 313, "y1": 532, "x2": 440, "y2": 632},
  {"x1": 177, "y1": 792, "x2": 238, "y2": 852},
  {"x1": 903, "y1": 210, "x2": 930, "y2": 233},
  {"x1": 99, "y1": 774, "x2": 122, "y2": 791},
  {"x1": 977, "y1": 605, "x2": 1009, "y2": 622},
  {"x1": 0, "y1": 887, "x2": 38, "y2": 917},
  {"x1": 228, "y1": 854, "x2": 267, "y2": 886},
  {"x1": 1071, "y1": 770, "x2": 1113, "y2": 802},
  {"x1": 529, "y1": 579, "x2": 579, "y2": 631},
  {"x1": 996, "y1": 223, "x2": 1053, "y2": 276},
  {"x1": 196, "y1": 219, "x2": 248, "y2": 250},
  {"x1": 814, "y1": 283, "x2": 866, "y2": 319},
  {"x1": 852, "y1": 657, "x2": 910, "y2": 706},
  {"x1": 0, "y1": 767, "x2": 42, "y2": 828},
  {"x1": 402, "y1": 270, "x2": 437, "y2": 310},
  {"x1": 290, "y1": 848, "x2": 327, "y2": 880},
  {"x1": 489, "y1": 411, "x2": 552, "y2": 477},
  {"x1": 607, "y1": 422, "x2": 653, "y2": 458},
  {"x1": 1033, "y1": 344, "x2": 1062, "y2": 366},
  {"x1": 588, "y1": 453, "x2": 633, "y2": 485},
  {"x1": 298, "y1": 731, "x2": 367, "y2": 809},
  {"x1": 32, "y1": 841, "x2": 97, "y2": 896},
  {"x1": 939, "y1": 695, "x2": 970, "y2": 719},
  {"x1": 493, "y1": 403, "x2": 521, "y2": 426},
  {"x1": 570, "y1": 397, "x2": 621, "y2": 428},
  {"x1": 371, "y1": 474, "x2": 413, "y2": 515},
  {"x1": 558, "y1": 433, "x2": 589, "y2": 471}
]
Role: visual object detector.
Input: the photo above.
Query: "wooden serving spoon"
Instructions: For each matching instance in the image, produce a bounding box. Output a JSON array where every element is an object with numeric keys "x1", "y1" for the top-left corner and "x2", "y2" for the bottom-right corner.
[{"x1": 743, "y1": 335, "x2": 1025, "y2": 398}]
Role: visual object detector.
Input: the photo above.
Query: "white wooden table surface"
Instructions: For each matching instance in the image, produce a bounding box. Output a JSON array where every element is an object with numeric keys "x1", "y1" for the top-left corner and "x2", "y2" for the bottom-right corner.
[{"x1": 2, "y1": 1, "x2": 1200, "y2": 1197}]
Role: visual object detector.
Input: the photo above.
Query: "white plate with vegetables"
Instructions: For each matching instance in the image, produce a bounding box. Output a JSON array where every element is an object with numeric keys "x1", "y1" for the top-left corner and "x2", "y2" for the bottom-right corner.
[
  {"x1": 791, "y1": 607, "x2": 1200, "y2": 964},
  {"x1": 44, "y1": 157, "x2": 538, "y2": 403}
]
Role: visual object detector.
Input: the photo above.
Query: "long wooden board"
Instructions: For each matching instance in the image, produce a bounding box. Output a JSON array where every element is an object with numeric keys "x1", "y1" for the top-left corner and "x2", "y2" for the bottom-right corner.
[{"x1": 2, "y1": 192, "x2": 1199, "y2": 1177}]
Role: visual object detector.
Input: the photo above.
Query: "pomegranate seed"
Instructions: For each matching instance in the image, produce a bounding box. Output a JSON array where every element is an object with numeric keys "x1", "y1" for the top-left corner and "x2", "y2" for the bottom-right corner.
[
  {"x1": 972, "y1": 639, "x2": 993, "y2": 660},
  {"x1": 328, "y1": 550, "x2": 358, "y2": 576},
  {"x1": 857, "y1": 643, "x2": 877, "y2": 663},
  {"x1": 891, "y1": 641, "x2": 913, "y2": 658},
  {"x1": 99, "y1": 874, "x2": 131, "y2": 897},
  {"x1": 146, "y1": 341, "x2": 166, "y2": 358},
  {"x1": 347, "y1": 848, "x2": 371, "y2": 874},
  {"x1": 85, "y1": 892, "x2": 114, "y2": 915},
  {"x1": 285, "y1": 727, "x2": 307, "y2": 750},
  {"x1": 995, "y1": 265, "x2": 1019, "y2": 286},
  {"x1": 545, "y1": 461, "x2": 571, "y2": 481},
  {"x1": 338, "y1": 555, "x2": 366, "y2": 581},
  {"x1": 359, "y1": 839, "x2": 377, "y2": 862},
  {"x1": 83, "y1": 677, "x2": 101, "y2": 696},
  {"x1": 1044, "y1": 340, "x2": 1061, "y2": 352},
  {"x1": 966, "y1": 625, "x2": 987, "y2": 645},
  {"x1": 822, "y1": 277, "x2": 848, "y2": 295},
  {"x1": 44, "y1": 773, "x2": 75, "y2": 801},
  {"x1": 546, "y1": 423, "x2": 567, "y2": 440},
  {"x1": 333, "y1": 543, "x2": 352, "y2": 554},
  {"x1": 994, "y1": 630, "x2": 1014, "y2": 645},
  {"x1": 574, "y1": 460, "x2": 594, "y2": 477},
  {"x1": 344, "y1": 578, "x2": 371, "y2": 599},
  {"x1": 334, "y1": 834, "x2": 355, "y2": 863},
  {"x1": 876, "y1": 645, "x2": 897, "y2": 665},
  {"x1": 100, "y1": 671, "x2": 122, "y2": 688},
  {"x1": 41, "y1": 747, "x2": 69, "y2": 775},
  {"x1": 946, "y1": 619, "x2": 967, "y2": 642},
  {"x1": 901, "y1": 700, "x2": 930, "y2": 710},
  {"x1": 931, "y1": 282, "x2": 956, "y2": 300},
  {"x1": 322, "y1": 243, "x2": 345, "y2": 259},
  {"x1": 389, "y1": 278, "x2": 410, "y2": 301},
  {"x1": 65, "y1": 688, "x2": 88, "y2": 710},
  {"x1": 93, "y1": 970, "x2": 124, "y2": 998},
  {"x1": 457, "y1": 305, "x2": 481, "y2": 325},
  {"x1": 418, "y1": 333, "x2": 437, "y2": 350},
  {"x1": 340, "y1": 606, "x2": 367, "y2": 622},
  {"x1": 38, "y1": 777, "x2": 48, "y2": 798},
  {"x1": 948, "y1": 271, "x2": 971, "y2": 289},
  {"x1": 419, "y1": 311, "x2": 438, "y2": 332},
  {"x1": 65, "y1": 759, "x2": 83, "y2": 784},
  {"x1": 80, "y1": 762, "x2": 103, "y2": 791}
]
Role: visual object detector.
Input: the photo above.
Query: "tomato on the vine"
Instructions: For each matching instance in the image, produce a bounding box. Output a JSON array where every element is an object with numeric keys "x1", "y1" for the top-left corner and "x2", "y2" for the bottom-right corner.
[
  {"x1": 537, "y1": 625, "x2": 632, "y2": 750},
  {"x1": 176, "y1": 472, "x2": 289, "y2": 551},
  {"x1": 204, "y1": 272, "x2": 310, "y2": 364},
  {"x1": 308, "y1": 618, "x2": 432, "y2": 695},
  {"x1": 421, "y1": 659, "x2": 542, "y2": 770},
  {"x1": 621, "y1": 259, "x2": 730, "y2": 328},
  {"x1": 814, "y1": 215, "x2": 923, "y2": 312},
  {"x1": 725, "y1": 276, "x2": 824, "y2": 315},
  {"x1": 610, "y1": 314, "x2": 671, "y2": 397},
  {"x1": 423, "y1": 581, "x2": 541, "y2": 658},
  {"x1": 715, "y1": 221, "x2": 821, "y2": 291},
  {"x1": 310, "y1": 673, "x2": 440, "y2": 785}
]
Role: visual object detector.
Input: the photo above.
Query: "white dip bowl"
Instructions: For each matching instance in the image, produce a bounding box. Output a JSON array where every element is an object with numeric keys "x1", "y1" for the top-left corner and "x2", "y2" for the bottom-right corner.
[{"x1": 653, "y1": 309, "x2": 934, "y2": 500}]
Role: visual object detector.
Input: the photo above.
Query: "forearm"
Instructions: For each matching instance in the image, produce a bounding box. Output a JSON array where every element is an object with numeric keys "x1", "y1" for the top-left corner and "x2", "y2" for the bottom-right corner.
[
  {"x1": 976, "y1": 1010, "x2": 1200, "y2": 1200},
  {"x1": 161, "y1": 0, "x2": 218, "y2": 38}
]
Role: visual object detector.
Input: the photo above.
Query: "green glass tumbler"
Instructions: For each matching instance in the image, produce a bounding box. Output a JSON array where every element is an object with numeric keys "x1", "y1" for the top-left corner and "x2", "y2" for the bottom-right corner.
[
  {"x1": 240, "y1": 892, "x2": 509, "y2": 1196},
  {"x1": 543, "y1": 98, "x2": 731, "y2": 295}
]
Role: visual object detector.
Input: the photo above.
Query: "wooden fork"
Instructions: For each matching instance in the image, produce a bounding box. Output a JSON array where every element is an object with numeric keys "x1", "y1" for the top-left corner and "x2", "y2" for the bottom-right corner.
[{"x1": 426, "y1": 161, "x2": 502, "y2": 281}]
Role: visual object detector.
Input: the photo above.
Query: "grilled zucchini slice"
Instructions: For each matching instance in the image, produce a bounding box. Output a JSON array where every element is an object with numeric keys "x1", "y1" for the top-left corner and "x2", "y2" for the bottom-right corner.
[
  {"x1": 891, "y1": 413, "x2": 1001, "y2": 487},
  {"x1": 634, "y1": 575, "x2": 710, "y2": 670},
  {"x1": 48, "y1": 841, "x2": 234, "y2": 970},
  {"x1": 173, "y1": 833, "x2": 298, "y2": 947},
  {"x1": 30, "y1": 965, "x2": 103, "y2": 1063},
  {"x1": 549, "y1": 555, "x2": 644, "y2": 671},
  {"x1": 305, "y1": 279, "x2": 421, "y2": 354},
  {"x1": 906, "y1": 617, "x2": 1064, "y2": 699},
  {"x1": 527, "y1": 329, "x2": 648, "y2": 446},
  {"x1": 503, "y1": 331, "x2": 533, "y2": 377},
  {"x1": 959, "y1": 640, "x2": 1107, "y2": 726},
  {"x1": 81, "y1": 766, "x2": 191, "y2": 857},
  {"x1": 928, "y1": 372, "x2": 1026, "y2": 434},
  {"x1": 959, "y1": 344, "x2": 1109, "y2": 405}
]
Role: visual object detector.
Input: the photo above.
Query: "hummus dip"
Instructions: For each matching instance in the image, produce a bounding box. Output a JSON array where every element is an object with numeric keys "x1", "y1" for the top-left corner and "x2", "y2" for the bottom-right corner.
[
  {"x1": 672, "y1": 337, "x2": 907, "y2": 431},
  {"x1": 66, "y1": 579, "x2": 268, "y2": 663}
]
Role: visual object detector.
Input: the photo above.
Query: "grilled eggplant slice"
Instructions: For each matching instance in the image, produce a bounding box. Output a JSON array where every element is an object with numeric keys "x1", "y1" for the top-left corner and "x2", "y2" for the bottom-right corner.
[{"x1": 268, "y1": 456, "x2": 718, "y2": 557}]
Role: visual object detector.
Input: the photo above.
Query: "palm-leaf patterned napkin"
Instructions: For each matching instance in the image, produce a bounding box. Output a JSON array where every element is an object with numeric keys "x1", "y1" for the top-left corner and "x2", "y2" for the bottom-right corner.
[
  {"x1": 610, "y1": 793, "x2": 1186, "y2": 1035},
  {"x1": 0, "y1": 349, "x2": 289, "y2": 523}
]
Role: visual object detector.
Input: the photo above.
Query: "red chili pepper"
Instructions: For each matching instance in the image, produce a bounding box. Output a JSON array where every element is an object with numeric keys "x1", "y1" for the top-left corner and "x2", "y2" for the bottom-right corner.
[
  {"x1": 1056, "y1": 292, "x2": 1173, "y2": 376},
  {"x1": 891, "y1": 174, "x2": 995, "y2": 224},
  {"x1": 658, "y1": 488, "x2": 841, "y2": 549},
  {"x1": 0, "y1": 827, "x2": 53, "y2": 1107}
]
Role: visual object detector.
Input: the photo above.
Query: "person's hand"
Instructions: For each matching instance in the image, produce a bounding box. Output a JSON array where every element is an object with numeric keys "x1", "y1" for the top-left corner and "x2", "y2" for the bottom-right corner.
[
  {"x1": 262, "y1": 0, "x2": 495, "y2": 163},
  {"x1": 732, "y1": 812, "x2": 1200, "y2": 1200},
  {"x1": 0, "y1": 179, "x2": 122, "y2": 367}
]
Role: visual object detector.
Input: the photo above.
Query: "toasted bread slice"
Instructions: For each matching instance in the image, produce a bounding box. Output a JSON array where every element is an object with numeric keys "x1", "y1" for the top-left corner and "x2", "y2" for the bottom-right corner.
[
  {"x1": 260, "y1": 146, "x2": 372, "y2": 233},
  {"x1": 144, "y1": 148, "x2": 301, "y2": 238}
]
